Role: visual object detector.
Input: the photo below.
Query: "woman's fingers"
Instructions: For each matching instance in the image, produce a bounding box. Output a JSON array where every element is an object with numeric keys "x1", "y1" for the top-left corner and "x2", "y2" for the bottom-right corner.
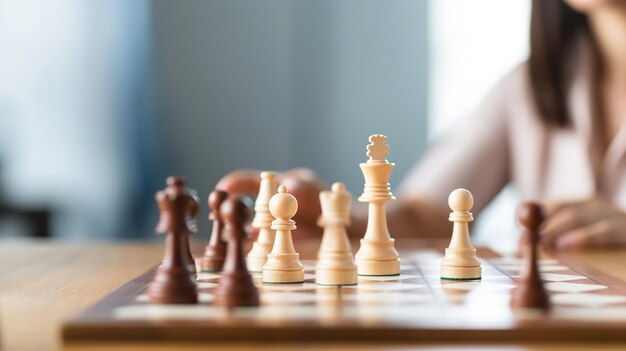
[
  {"x1": 541, "y1": 198, "x2": 616, "y2": 249},
  {"x1": 554, "y1": 217, "x2": 626, "y2": 250}
]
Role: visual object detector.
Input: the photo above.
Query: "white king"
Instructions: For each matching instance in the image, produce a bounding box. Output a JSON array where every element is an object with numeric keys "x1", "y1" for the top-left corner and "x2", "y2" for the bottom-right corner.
[{"x1": 354, "y1": 134, "x2": 401, "y2": 276}]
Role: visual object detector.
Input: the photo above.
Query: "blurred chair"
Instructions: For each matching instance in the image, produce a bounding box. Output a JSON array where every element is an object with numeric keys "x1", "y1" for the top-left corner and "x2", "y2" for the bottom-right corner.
[
  {"x1": 0, "y1": 162, "x2": 51, "y2": 238},
  {"x1": 0, "y1": 202, "x2": 51, "y2": 238}
]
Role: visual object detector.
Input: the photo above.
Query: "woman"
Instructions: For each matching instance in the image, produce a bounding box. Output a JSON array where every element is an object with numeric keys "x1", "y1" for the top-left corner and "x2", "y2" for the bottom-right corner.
[{"x1": 218, "y1": 0, "x2": 626, "y2": 251}]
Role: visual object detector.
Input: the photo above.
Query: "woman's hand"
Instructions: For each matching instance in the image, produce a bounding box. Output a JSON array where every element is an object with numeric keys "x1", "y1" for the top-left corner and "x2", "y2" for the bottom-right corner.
[{"x1": 541, "y1": 198, "x2": 626, "y2": 251}]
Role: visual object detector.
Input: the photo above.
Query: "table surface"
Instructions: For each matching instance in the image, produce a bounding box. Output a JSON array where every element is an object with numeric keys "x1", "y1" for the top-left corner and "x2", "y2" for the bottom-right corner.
[{"x1": 1, "y1": 239, "x2": 626, "y2": 351}]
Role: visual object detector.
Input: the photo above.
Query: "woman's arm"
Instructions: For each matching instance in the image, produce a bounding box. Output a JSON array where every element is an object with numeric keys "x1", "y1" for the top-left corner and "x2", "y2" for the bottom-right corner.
[{"x1": 217, "y1": 74, "x2": 514, "y2": 240}]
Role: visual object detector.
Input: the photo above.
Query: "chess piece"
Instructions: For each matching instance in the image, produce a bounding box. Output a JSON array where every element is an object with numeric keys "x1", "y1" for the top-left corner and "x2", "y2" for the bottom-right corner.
[
  {"x1": 147, "y1": 177, "x2": 198, "y2": 304},
  {"x1": 511, "y1": 202, "x2": 550, "y2": 311},
  {"x1": 184, "y1": 190, "x2": 200, "y2": 274},
  {"x1": 354, "y1": 134, "x2": 401, "y2": 276},
  {"x1": 440, "y1": 188, "x2": 481, "y2": 280},
  {"x1": 200, "y1": 190, "x2": 229, "y2": 272},
  {"x1": 282, "y1": 169, "x2": 324, "y2": 236},
  {"x1": 316, "y1": 182, "x2": 358, "y2": 286},
  {"x1": 262, "y1": 185, "x2": 305, "y2": 283},
  {"x1": 213, "y1": 196, "x2": 260, "y2": 307},
  {"x1": 246, "y1": 171, "x2": 277, "y2": 272}
]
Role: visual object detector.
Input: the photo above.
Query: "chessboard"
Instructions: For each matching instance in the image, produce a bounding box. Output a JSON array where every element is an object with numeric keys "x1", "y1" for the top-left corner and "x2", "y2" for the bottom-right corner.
[{"x1": 62, "y1": 244, "x2": 626, "y2": 343}]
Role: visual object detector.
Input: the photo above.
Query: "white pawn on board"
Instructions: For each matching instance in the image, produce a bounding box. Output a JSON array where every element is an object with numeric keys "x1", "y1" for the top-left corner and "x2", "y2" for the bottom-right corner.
[
  {"x1": 246, "y1": 171, "x2": 277, "y2": 272},
  {"x1": 354, "y1": 134, "x2": 401, "y2": 276},
  {"x1": 440, "y1": 188, "x2": 481, "y2": 280},
  {"x1": 316, "y1": 182, "x2": 358, "y2": 286},
  {"x1": 262, "y1": 185, "x2": 305, "y2": 284}
]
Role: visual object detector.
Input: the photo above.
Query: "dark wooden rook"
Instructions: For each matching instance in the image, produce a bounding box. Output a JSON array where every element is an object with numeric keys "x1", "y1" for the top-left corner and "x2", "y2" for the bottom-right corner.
[
  {"x1": 511, "y1": 202, "x2": 550, "y2": 311},
  {"x1": 213, "y1": 196, "x2": 260, "y2": 307},
  {"x1": 147, "y1": 176, "x2": 199, "y2": 304},
  {"x1": 201, "y1": 190, "x2": 229, "y2": 272}
]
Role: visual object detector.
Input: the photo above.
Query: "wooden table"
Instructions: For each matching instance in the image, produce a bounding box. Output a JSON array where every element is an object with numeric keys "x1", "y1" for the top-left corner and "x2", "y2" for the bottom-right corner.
[{"x1": 1, "y1": 239, "x2": 625, "y2": 351}]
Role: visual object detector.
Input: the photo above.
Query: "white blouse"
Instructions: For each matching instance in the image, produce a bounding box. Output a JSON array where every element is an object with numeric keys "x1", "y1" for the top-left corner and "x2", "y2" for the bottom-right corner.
[{"x1": 399, "y1": 40, "x2": 626, "y2": 217}]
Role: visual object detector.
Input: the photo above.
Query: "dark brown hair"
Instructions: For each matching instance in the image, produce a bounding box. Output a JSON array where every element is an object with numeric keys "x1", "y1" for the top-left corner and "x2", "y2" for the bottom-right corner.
[{"x1": 529, "y1": 0, "x2": 590, "y2": 127}]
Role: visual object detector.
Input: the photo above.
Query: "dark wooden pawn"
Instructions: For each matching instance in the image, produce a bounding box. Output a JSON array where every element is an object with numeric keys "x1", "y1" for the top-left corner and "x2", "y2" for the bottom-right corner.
[
  {"x1": 213, "y1": 196, "x2": 259, "y2": 307},
  {"x1": 147, "y1": 176, "x2": 198, "y2": 304},
  {"x1": 510, "y1": 202, "x2": 550, "y2": 311},
  {"x1": 200, "y1": 190, "x2": 229, "y2": 272}
]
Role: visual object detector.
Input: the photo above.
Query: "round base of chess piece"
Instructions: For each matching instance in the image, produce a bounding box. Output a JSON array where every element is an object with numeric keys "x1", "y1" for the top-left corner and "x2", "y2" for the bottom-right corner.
[
  {"x1": 510, "y1": 280, "x2": 550, "y2": 311},
  {"x1": 356, "y1": 258, "x2": 400, "y2": 276},
  {"x1": 262, "y1": 269, "x2": 305, "y2": 284},
  {"x1": 355, "y1": 238, "x2": 400, "y2": 276},
  {"x1": 440, "y1": 265, "x2": 481, "y2": 280},
  {"x1": 200, "y1": 254, "x2": 225, "y2": 273},
  {"x1": 213, "y1": 271, "x2": 260, "y2": 307},
  {"x1": 246, "y1": 241, "x2": 273, "y2": 272},
  {"x1": 262, "y1": 248, "x2": 305, "y2": 283},
  {"x1": 316, "y1": 267, "x2": 358, "y2": 286},
  {"x1": 147, "y1": 266, "x2": 198, "y2": 304},
  {"x1": 440, "y1": 247, "x2": 481, "y2": 280},
  {"x1": 246, "y1": 254, "x2": 269, "y2": 273},
  {"x1": 316, "y1": 250, "x2": 358, "y2": 285}
]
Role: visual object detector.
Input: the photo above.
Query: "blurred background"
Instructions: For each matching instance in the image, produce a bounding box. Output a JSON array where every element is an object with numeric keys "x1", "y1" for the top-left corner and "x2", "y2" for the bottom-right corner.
[{"x1": 0, "y1": 0, "x2": 529, "y2": 248}]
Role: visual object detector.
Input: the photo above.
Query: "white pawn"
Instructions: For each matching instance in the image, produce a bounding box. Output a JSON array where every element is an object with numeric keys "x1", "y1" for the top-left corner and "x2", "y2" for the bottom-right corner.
[
  {"x1": 247, "y1": 171, "x2": 277, "y2": 272},
  {"x1": 440, "y1": 188, "x2": 481, "y2": 280},
  {"x1": 262, "y1": 185, "x2": 305, "y2": 284},
  {"x1": 316, "y1": 183, "x2": 358, "y2": 286}
]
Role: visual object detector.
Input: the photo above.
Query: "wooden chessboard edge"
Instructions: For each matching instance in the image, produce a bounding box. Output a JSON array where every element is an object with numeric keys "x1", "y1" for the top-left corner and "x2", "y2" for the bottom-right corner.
[
  {"x1": 61, "y1": 247, "x2": 626, "y2": 343},
  {"x1": 557, "y1": 253, "x2": 626, "y2": 295},
  {"x1": 63, "y1": 322, "x2": 626, "y2": 343}
]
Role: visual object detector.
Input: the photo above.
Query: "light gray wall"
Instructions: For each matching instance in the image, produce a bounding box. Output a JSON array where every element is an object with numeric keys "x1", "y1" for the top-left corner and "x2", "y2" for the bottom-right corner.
[
  {"x1": 289, "y1": 0, "x2": 429, "y2": 195},
  {"x1": 152, "y1": 0, "x2": 429, "y2": 231}
]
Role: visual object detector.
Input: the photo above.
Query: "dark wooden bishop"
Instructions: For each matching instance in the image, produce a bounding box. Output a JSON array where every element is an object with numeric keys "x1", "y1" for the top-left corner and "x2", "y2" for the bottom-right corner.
[
  {"x1": 213, "y1": 196, "x2": 260, "y2": 307},
  {"x1": 510, "y1": 202, "x2": 551, "y2": 311},
  {"x1": 147, "y1": 176, "x2": 198, "y2": 304},
  {"x1": 200, "y1": 190, "x2": 229, "y2": 272}
]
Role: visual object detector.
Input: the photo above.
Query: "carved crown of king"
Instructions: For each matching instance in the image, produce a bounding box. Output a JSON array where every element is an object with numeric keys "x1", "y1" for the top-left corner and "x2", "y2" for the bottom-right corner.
[
  {"x1": 155, "y1": 177, "x2": 199, "y2": 234},
  {"x1": 359, "y1": 134, "x2": 395, "y2": 202},
  {"x1": 366, "y1": 134, "x2": 390, "y2": 164}
]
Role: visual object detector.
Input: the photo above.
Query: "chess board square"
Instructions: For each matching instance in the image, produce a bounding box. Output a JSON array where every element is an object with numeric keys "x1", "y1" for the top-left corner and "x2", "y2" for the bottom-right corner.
[
  {"x1": 540, "y1": 273, "x2": 586, "y2": 282},
  {"x1": 498, "y1": 264, "x2": 569, "y2": 273},
  {"x1": 260, "y1": 292, "x2": 317, "y2": 304},
  {"x1": 358, "y1": 274, "x2": 419, "y2": 282},
  {"x1": 349, "y1": 291, "x2": 434, "y2": 304},
  {"x1": 258, "y1": 305, "x2": 319, "y2": 320},
  {"x1": 400, "y1": 264, "x2": 416, "y2": 271},
  {"x1": 491, "y1": 257, "x2": 560, "y2": 266},
  {"x1": 343, "y1": 283, "x2": 424, "y2": 291},
  {"x1": 437, "y1": 281, "x2": 515, "y2": 291},
  {"x1": 552, "y1": 293, "x2": 626, "y2": 307},
  {"x1": 260, "y1": 282, "x2": 336, "y2": 292},
  {"x1": 545, "y1": 282, "x2": 607, "y2": 293}
]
